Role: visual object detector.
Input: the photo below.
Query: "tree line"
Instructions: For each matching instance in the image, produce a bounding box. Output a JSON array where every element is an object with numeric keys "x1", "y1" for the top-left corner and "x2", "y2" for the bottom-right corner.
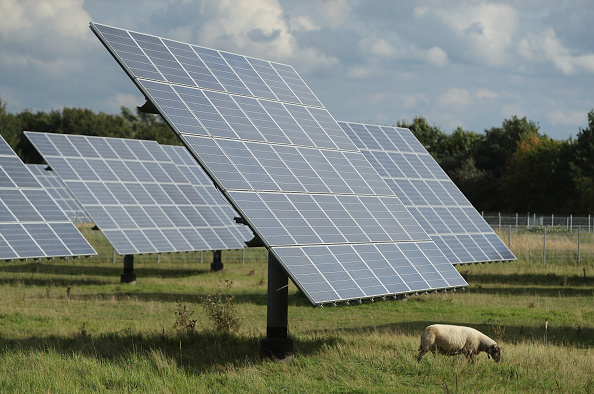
[{"x1": 1, "y1": 98, "x2": 593, "y2": 215}]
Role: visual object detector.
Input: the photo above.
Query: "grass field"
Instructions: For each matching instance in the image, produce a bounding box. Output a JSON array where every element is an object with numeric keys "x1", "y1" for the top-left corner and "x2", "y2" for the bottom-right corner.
[{"x1": 0, "y1": 226, "x2": 592, "y2": 392}]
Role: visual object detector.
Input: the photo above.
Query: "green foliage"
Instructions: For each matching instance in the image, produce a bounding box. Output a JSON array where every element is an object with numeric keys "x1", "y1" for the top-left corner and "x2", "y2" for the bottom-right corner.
[
  {"x1": 2, "y1": 98, "x2": 594, "y2": 214},
  {"x1": 173, "y1": 302, "x2": 197, "y2": 334},
  {"x1": 201, "y1": 280, "x2": 242, "y2": 334}
]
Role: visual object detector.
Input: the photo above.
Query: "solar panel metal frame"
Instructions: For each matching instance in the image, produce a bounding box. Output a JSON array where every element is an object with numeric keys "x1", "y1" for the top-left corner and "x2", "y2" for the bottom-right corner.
[
  {"x1": 27, "y1": 164, "x2": 93, "y2": 224},
  {"x1": 25, "y1": 132, "x2": 250, "y2": 255},
  {"x1": 0, "y1": 135, "x2": 96, "y2": 260},
  {"x1": 338, "y1": 121, "x2": 516, "y2": 265},
  {"x1": 90, "y1": 22, "x2": 468, "y2": 306}
]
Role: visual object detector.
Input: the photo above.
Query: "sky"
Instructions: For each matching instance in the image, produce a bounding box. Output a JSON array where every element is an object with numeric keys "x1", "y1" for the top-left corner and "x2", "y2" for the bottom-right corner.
[{"x1": 1, "y1": 0, "x2": 593, "y2": 141}]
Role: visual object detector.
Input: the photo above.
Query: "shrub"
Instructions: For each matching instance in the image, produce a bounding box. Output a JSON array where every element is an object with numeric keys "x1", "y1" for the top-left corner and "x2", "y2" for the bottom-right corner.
[{"x1": 201, "y1": 280, "x2": 241, "y2": 334}]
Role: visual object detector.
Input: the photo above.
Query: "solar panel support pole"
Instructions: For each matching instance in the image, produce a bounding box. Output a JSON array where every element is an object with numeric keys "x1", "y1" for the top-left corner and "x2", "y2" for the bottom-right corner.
[
  {"x1": 121, "y1": 254, "x2": 137, "y2": 284},
  {"x1": 260, "y1": 251, "x2": 293, "y2": 360},
  {"x1": 211, "y1": 250, "x2": 223, "y2": 272}
]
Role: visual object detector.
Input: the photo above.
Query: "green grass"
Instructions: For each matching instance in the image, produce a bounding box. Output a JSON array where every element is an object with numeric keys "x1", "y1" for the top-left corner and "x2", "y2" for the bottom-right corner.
[{"x1": 0, "y1": 228, "x2": 593, "y2": 392}]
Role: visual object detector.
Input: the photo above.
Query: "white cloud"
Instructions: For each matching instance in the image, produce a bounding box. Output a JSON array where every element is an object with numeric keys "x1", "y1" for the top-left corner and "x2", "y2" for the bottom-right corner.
[
  {"x1": 438, "y1": 88, "x2": 471, "y2": 107},
  {"x1": 476, "y1": 88, "x2": 498, "y2": 99},
  {"x1": 0, "y1": 0, "x2": 93, "y2": 77},
  {"x1": 357, "y1": 35, "x2": 448, "y2": 67},
  {"x1": 195, "y1": 0, "x2": 338, "y2": 72},
  {"x1": 289, "y1": 15, "x2": 319, "y2": 32},
  {"x1": 438, "y1": 87, "x2": 499, "y2": 107},
  {"x1": 359, "y1": 36, "x2": 397, "y2": 58},
  {"x1": 548, "y1": 109, "x2": 588, "y2": 126},
  {"x1": 518, "y1": 28, "x2": 594, "y2": 75},
  {"x1": 414, "y1": 2, "x2": 519, "y2": 67},
  {"x1": 107, "y1": 93, "x2": 143, "y2": 112},
  {"x1": 311, "y1": 0, "x2": 351, "y2": 30}
]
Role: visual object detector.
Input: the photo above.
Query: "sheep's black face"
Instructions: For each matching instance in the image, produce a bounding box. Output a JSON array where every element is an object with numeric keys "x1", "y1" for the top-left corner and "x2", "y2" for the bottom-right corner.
[{"x1": 489, "y1": 345, "x2": 501, "y2": 363}]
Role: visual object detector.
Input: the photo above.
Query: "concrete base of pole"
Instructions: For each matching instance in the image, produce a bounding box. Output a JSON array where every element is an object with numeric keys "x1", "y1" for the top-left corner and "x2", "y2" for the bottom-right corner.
[{"x1": 210, "y1": 250, "x2": 223, "y2": 272}]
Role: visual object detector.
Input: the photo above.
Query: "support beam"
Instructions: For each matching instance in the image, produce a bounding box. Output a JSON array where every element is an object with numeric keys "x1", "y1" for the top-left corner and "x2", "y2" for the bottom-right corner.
[
  {"x1": 260, "y1": 251, "x2": 293, "y2": 360},
  {"x1": 211, "y1": 250, "x2": 223, "y2": 272},
  {"x1": 120, "y1": 254, "x2": 137, "y2": 284}
]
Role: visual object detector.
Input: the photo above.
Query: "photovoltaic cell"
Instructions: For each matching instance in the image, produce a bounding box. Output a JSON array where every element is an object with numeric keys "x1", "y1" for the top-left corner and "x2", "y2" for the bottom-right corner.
[
  {"x1": 25, "y1": 132, "x2": 251, "y2": 255},
  {"x1": 338, "y1": 121, "x2": 516, "y2": 264},
  {"x1": 28, "y1": 164, "x2": 92, "y2": 223},
  {"x1": 0, "y1": 136, "x2": 96, "y2": 260},
  {"x1": 90, "y1": 22, "x2": 468, "y2": 305}
]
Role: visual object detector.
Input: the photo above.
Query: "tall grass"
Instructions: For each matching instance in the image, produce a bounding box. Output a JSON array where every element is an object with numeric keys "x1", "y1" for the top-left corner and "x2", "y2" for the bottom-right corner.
[{"x1": 0, "y1": 228, "x2": 592, "y2": 392}]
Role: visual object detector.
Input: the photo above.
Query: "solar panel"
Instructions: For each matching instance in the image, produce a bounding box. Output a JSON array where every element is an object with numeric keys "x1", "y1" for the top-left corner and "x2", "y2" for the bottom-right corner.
[
  {"x1": 90, "y1": 22, "x2": 467, "y2": 306},
  {"x1": 28, "y1": 164, "x2": 92, "y2": 223},
  {"x1": 338, "y1": 122, "x2": 516, "y2": 264},
  {"x1": 25, "y1": 132, "x2": 250, "y2": 255},
  {"x1": 0, "y1": 135, "x2": 96, "y2": 260}
]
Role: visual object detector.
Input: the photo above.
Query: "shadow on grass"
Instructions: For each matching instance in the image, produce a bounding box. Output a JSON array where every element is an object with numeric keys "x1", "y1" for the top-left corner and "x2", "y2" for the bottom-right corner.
[
  {"x1": 70, "y1": 291, "x2": 311, "y2": 307},
  {"x1": 459, "y1": 272, "x2": 594, "y2": 287},
  {"x1": 0, "y1": 262, "x2": 211, "y2": 279},
  {"x1": 314, "y1": 320, "x2": 594, "y2": 348},
  {"x1": 0, "y1": 330, "x2": 343, "y2": 373}
]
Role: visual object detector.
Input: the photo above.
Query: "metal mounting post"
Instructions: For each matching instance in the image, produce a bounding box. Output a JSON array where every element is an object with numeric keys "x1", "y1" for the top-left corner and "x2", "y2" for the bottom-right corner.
[
  {"x1": 211, "y1": 250, "x2": 223, "y2": 272},
  {"x1": 260, "y1": 251, "x2": 293, "y2": 360},
  {"x1": 121, "y1": 254, "x2": 136, "y2": 284}
]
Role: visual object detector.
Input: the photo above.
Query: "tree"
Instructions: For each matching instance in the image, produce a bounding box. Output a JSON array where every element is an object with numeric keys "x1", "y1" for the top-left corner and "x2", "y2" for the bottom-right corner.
[
  {"x1": 474, "y1": 116, "x2": 540, "y2": 178},
  {"x1": 397, "y1": 116, "x2": 446, "y2": 156}
]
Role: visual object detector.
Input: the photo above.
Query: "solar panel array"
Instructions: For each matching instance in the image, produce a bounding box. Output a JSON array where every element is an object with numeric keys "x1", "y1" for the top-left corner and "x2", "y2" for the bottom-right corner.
[
  {"x1": 25, "y1": 132, "x2": 250, "y2": 255},
  {"x1": 28, "y1": 164, "x2": 92, "y2": 223},
  {"x1": 91, "y1": 22, "x2": 468, "y2": 305},
  {"x1": 0, "y1": 135, "x2": 96, "y2": 260},
  {"x1": 338, "y1": 122, "x2": 516, "y2": 264},
  {"x1": 160, "y1": 144, "x2": 254, "y2": 243}
]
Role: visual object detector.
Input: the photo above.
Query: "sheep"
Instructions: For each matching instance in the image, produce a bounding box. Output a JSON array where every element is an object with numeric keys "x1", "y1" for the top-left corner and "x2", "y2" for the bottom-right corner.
[{"x1": 416, "y1": 324, "x2": 501, "y2": 363}]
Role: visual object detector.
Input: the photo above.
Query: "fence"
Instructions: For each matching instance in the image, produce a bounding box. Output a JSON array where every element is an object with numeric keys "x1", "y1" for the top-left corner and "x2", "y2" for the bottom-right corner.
[
  {"x1": 485, "y1": 213, "x2": 594, "y2": 265},
  {"x1": 483, "y1": 212, "x2": 592, "y2": 232}
]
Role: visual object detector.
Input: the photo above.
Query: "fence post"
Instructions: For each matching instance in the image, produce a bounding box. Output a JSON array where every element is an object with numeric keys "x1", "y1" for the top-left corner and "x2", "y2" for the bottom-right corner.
[
  {"x1": 578, "y1": 226, "x2": 581, "y2": 264},
  {"x1": 570, "y1": 214, "x2": 573, "y2": 232},
  {"x1": 527, "y1": 212, "x2": 530, "y2": 228},
  {"x1": 551, "y1": 213, "x2": 554, "y2": 226},
  {"x1": 508, "y1": 225, "x2": 512, "y2": 247},
  {"x1": 515, "y1": 213, "x2": 518, "y2": 231},
  {"x1": 589, "y1": 214, "x2": 591, "y2": 233},
  {"x1": 543, "y1": 225, "x2": 547, "y2": 265},
  {"x1": 498, "y1": 212, "x2": 501, "y2": 230}
]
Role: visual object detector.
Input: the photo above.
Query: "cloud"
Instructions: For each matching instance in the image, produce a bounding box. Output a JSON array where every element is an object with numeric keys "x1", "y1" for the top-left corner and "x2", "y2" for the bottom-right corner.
[
  {"x1": 438, "y1": 87, "x2": 500, "y2": 107},
  {"x1": 438, "y1": 88, "x2": 472, "y2": 107},
  {"x1": 518, "y1": 28, "x2": 594, "y2": 75},
  {"x1": 0, "y1": 0, "x2": 93, "y2": 77},
  {"x1": 194, "y1": 0, "x2": 338, "y2": 72},
  {"x1": 414, "y1": 2, "x2": 519, "y2": 67},
  {"x1": 548, "y1": 109, "x2": 589, "y2": 126}
]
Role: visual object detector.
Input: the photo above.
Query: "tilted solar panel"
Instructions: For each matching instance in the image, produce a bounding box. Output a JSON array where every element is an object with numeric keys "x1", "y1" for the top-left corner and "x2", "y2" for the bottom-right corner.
[
  {"x1": 338, "y1": 122, "x2": 516, "y2": 264},
  {"x1": 25, "y1": 132, "x2": 249, "y2": 255},
  {"x1": 0, "y1": 135, "x2": 96, "y2": 260},
  {"x1": 90, "y1": 22, "x2": 467, "y2": 305},
  {"x1": 28, "y1": 164, "x2": 92, "y2": 223},
  {"x1": 160, "y1": 144, "x2": 254, "y2": 245}
]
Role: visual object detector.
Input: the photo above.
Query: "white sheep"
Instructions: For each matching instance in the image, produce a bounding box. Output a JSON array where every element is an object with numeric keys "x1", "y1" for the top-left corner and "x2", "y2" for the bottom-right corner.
[{"x1": 417, "y1": 324, "x2": 501, "y2": 363}]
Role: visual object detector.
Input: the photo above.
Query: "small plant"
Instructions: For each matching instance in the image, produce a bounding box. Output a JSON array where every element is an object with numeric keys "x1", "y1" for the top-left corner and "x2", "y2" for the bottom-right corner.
[
  {"x1": 173, "y1": 301, "x2": 197, "y2": 334},
  {"x1": 201, "y1": 280, "x2": 241, "y2": 334},
  {"x1": 492, "y1": 324, "x2": 506, "y2": 342}
]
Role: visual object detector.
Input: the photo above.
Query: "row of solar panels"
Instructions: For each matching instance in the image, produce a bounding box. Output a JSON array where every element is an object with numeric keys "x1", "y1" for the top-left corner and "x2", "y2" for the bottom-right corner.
[
  {"x1": 0, "y1": 22, "x2": 515, "y2": 307},
  {"x1": 88, "y1": 22, "x2": 516, "y2": 306}
]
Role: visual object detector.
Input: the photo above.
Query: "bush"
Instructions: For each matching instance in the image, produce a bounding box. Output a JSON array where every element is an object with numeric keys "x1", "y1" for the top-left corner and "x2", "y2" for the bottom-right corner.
[{"x1": 201, "y1": 280, "x2": 241, "y2": 334}]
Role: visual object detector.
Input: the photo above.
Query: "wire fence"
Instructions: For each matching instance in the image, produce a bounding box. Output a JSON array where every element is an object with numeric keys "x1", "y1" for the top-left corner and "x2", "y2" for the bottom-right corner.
[{"x1": 486, "y1": 213, "x2": 594, "y2": 265}]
